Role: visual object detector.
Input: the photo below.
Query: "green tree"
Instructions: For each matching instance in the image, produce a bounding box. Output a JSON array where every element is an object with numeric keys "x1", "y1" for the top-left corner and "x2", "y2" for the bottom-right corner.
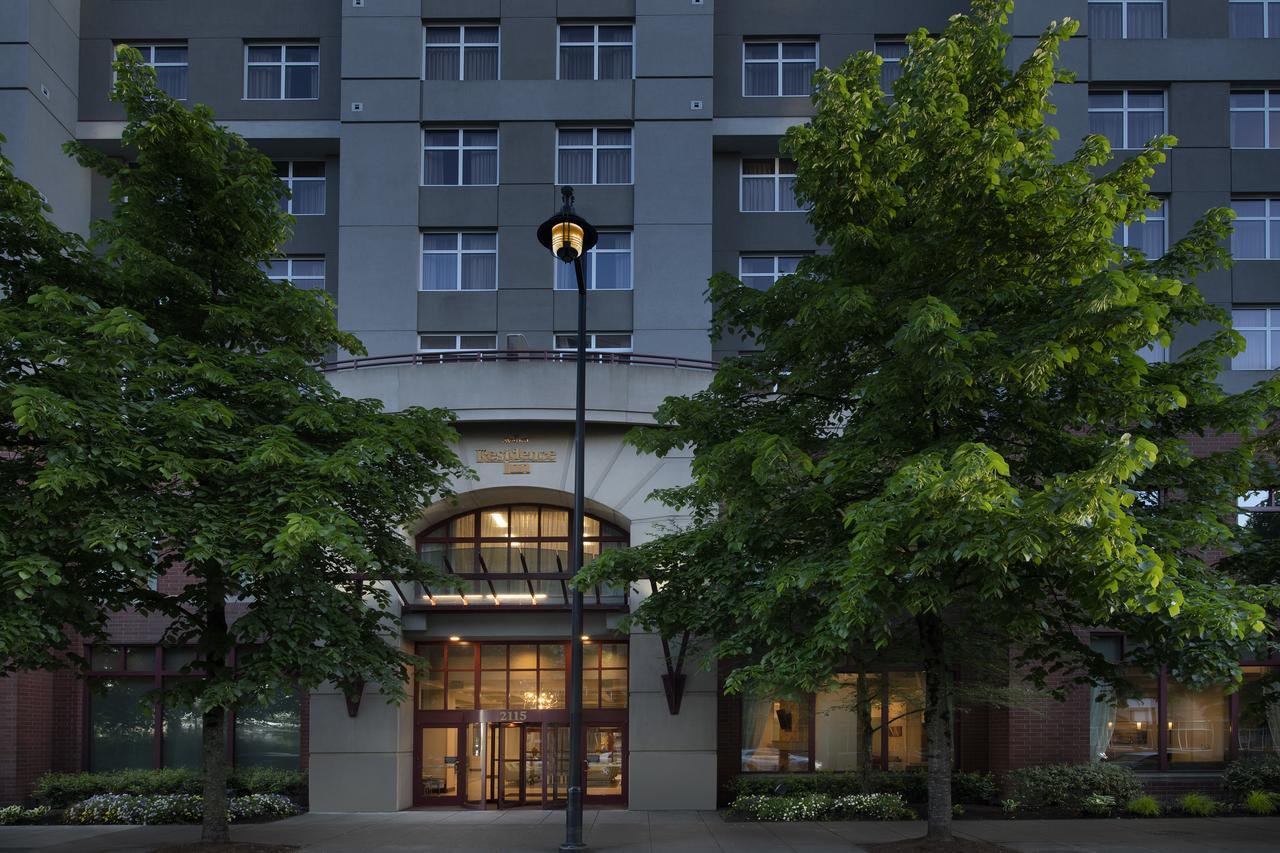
[
  {"x1": 581, "y1": 1, "x2": 1278, "y2": 840},
  {"x1": 0, "y1": 49, "x2": 468, "y2": 842}
]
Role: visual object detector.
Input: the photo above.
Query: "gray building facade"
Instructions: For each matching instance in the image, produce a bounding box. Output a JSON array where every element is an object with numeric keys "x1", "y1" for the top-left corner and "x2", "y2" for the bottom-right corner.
[{"x1": 3, "y1": 0, "x2": 1279, "y2": 813}]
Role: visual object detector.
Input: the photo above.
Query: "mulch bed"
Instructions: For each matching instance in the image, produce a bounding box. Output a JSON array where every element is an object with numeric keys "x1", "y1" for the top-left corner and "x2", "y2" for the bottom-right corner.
[
  {"x1": 864, "y1": 841, "x2": 1016, "y2": 853},
  {"x1": 150, "y1": 845, "x2": 299, "y2": 853}
]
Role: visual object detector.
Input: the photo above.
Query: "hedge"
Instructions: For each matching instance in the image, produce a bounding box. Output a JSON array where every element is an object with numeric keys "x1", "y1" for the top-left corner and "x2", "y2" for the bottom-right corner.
[
  {"x1": 1223, "y1": 756, "x2": 1280, "y2": 801},
  {"x1": 1005, "y1": 763, "x2": 1142, "y2": 811},
  {"x1": 730, "y1": 792, "x2": 913, "y2": 821},
  {"x1": 729, "y1": 770, "x2": 997, "y2": 804},
  {"x1": 63, "y1": 793, "x2": 298, "y2": 825},
  {"x1": 32, "y1": 768, "x2": 306, "y2": 808}
]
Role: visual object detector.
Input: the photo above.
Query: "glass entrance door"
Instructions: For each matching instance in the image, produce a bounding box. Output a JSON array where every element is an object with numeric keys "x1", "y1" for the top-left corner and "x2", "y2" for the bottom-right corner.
[{"x1": 458, "y1": 721, "x2": 571, "y2": 808}]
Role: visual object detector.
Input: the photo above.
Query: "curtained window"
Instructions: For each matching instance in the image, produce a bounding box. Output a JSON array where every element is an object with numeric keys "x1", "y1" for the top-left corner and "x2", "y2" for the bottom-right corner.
[
  {"x1": 555, "y1": 232, "x2": 631, "y2": 290},
  {"x1": 1232, "y1": 309, "x2": 1280, "y2": 371},
  {"x1": 559, "y1": 24, "x2": 633, "y2": 80},
  {"x1": 424, "y1": 25, "x2": 499, "y2": 81},
  {"x1": 421, "y1": 232, "x2": 498, "y2": 291},
  {"x1": 556, "y1": 128, "x2": 631, "y2": 185},
  {"x1": 1088, "y1": 2, "x2": 1165, "y2": 39},
  {"x1": 245, "y1": 43, "x2": 318, "y2": 100},
  {"x1": 1088, "y1": 89, "x2": 1165, "y2": 149},
  {"x1": 1230, "y1": 0, "x2": 1280, "y2": 37},
  {"x1": 742, "y1": 40, "x2": 817, "y2": 97},
  {"x1": 259, "y1": 256, "x2": 326, "y2": 290},
  {"x1": 1113, "y1": 198, "x2": 1166, "y2": 258},
  {"x1": 273, "y1": 161, "x2": 325, "y2": 215},
  {"x1": 120, "y1": 44, "x2": 188, "y2": 99},
  {"x1": 741, "y1": 695, "x2": 812, "y2": 772},
  {"x1": 1231, "y1": 90, "x2": 1280, "y2": 148},
  {"x1": 740, "y1": 158, "x2": 803, "y2": 212},
  {"x1": 423, "y1": 128, "x2": 498, "y2": 186},
  {"x1": 739, "y1": 255, "x2": 805, "y2": 290},
  {"x1": 1232, "y1": 199, "x2": 1279, "y2": 259},
  {"x1": 875, "y1": 42, "x2": 907, "y2": 97}
]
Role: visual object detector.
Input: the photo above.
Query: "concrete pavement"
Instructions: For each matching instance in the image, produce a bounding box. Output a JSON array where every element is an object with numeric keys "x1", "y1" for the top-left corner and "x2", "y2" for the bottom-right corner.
[{"x1": 2, "y1": 811, "x2": 1278, "y2": 852}]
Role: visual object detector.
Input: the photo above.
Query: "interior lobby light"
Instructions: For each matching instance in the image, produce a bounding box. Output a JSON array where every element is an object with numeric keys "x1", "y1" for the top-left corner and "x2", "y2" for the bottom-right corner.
[
  {"x1": 448, "y1": 636, "x2": 461, "y2": 642},
  {"x1": 489, "y1": 511, "x2": 508, "y2": 529}
]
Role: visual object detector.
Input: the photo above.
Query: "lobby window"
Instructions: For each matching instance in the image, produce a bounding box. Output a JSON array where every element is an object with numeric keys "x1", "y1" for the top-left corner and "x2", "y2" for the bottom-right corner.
[
  {"x1": 875, "y1": 41, "x2": 908, "y2": 95},
  {"x1": 1088, "y1": 90, "x2": 1166, "y2": 150},
  {"x1": 1232, "y1": 308, "x2": 1280, "y2": 370},
  {"x1": 554, "y1": 232, "x2": 632, "y2": 290},
  {"x1": 1230, "y1": 0, "x2": 1280, "y2": 37},
  {"x1": 741, "y1": 158, "x2": 803, "y2": 213},
  {"x1": 259, "y1": 256, "x2": 325, "y2": 289},
  {"x1": 555, "y1": 332, "x2": 633, "y2": 353},
  {"x1": 244, "y1": 43, "x2": 318, "y2": 100},
  {"x1": 274, "y1": 161, "x2": 325, "y2": 216},
  {"x1": 559, "y1": 24, "x2": 633, "y2": 80},
  {"x1": 742, "y1": 695, "x2": 811, "y2": 772},
  {"x1": 1114, "y1": 198, "x2": 1167, "y2": 257},
  {"x1": 418, "y1": 640, "x2": 627, "y2": 711},
  {"x1": 424, "y1": 24, "x2": 499, "y2": 81},
  {"x1": 1088, "y1": 2, "x2": 1166, "y2": 38},
  {"x1": 119, "y1": 43, "x2": 188, "y2": 99},
  {"x1": 419, "y1": 333, "x2": 498, "y2": 353},
  {"x1": 421, "y1": 232, "x2": 497, "y2": 291},
  {"x1": 422, "y1": 128, "x2": 498, "y2": 186},
  {"x1": 740, "y1": 255, "x2": 804, "y2": 289},
  {"x1": 1239, "y1": 666, "x2": 1280, "y2": 757},
  {"x1": 557, "y1": 128, "x2": 632, "y2": 185},
  {"x1": 88, "y1": 645, "x2": 299, "y2": 771},
  {"x1": 742, "y1": 40, "x2": 818, "y2": 97},
  {"x1": 1231, "y1": 90, "x2": 1280, "y2": 148},
  {"x1": 1232, "y1": 199, "x2": 1280, "y2": 259}
]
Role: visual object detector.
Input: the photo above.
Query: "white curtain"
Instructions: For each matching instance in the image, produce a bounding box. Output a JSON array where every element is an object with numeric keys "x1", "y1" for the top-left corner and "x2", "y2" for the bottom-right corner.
[
  {"x1": 560, "y1": 46, "x2": 593, "y2": 80},
  {"x1": 461, "y1": 252, "x2": 496, "y2": 291},
  {"x1": 464, "y1": 46, "x2": 498, "y2": 81},
  {"x1": 1128, "y1": 111, "x2": 1165, "y2": 148},
  {"x1": 246, "y1": 66, "x2": 278, "y2": 99},
  {"x1": 558, "y1": 150, "x2": 593, "y2": 184},
  {"x1": 781, "y1": 62, "x2": 815, "y2": 96},
  {"x1": 1233, "y1": 219, "x2": 1267, "y2": 259},
  {"x1": 741, "y1": 696, "x2": 778, "y2": 771},
  {"x1": 463, "y1": 150, "x2": 496, "y2": 185},
  {"x1": 1090, "y1": 4, "x2": 1123, "y2": 38},
  {"x1": 741, "y1": 177, "x2": 774, "y2": 211},
  {"x1": 1128, "y1": 3, "x2": 1165, "y2": 38},
  {"x1": 424, "y1": 150, "x2": 457, "y2": 185},
  {"x1": 598, "y1": 45, "x2": 631, "y2": 80},
  {"x1": 425, "y1": 46, "x2": 460, "y2": 81},
  {"x1": 597, "y1": 148, "x2": 631, "y2": 184},
  {"x1": 1090, "y1": 685, "x2": 1117, "y2": 761}
]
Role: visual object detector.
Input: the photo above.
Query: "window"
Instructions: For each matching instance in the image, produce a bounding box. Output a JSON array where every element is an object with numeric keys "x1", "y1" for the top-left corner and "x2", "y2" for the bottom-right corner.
[
  {"x1": 741, "y1": 158, "x2": 803, "y2": 213},
  {"x1": 1238, "y1": 666, "x2": 1280, "y2": 757},
  {"x1": 742, "y1": 670, "x2": 928, "y2": 774},
  {"x1": 259, "y1": 257, "x2": 325, "y2": 289},
  {"x1": 87, "y1": 645, "x2": 299, "y2": 771},
  {"x1": 554, "y1": 232, "x2": 631, "y2": 290},
  {"x1": 740, "y1": 255, "x2": 804, "y2": 289},
  {"x1": 1239, "y1": 489, "x2": 1280, "y2": 529},
  {"x1": 421, "y1": 232, "x2": 497, "y2": 291},
  {"x1": 875, "y1": 41, "x2": 907, "y2": 95},
  {"x1": 418, "y1": 334, "x2": 498, "y2": 352},
  {"x1": 1232, "y1": 308, "x2": 1280, "y2": 370},
  {"x1": 245, "y1": 43, "x2": 318, "y2": 100},
  {"x1": 424, "y1": 25, "x2": 499, "y2": 80},
  {"x1": 120, "y1": 43, "x2": 188, "y2": 99},
  {"x1": 742, "y1": 40, "x2": 818, "y2": 97},
  {"x1": 554, "y1": 333, "x2": 633, "y2": 353},
  {"x1": 1089, "y1": 90, "x2": 1165, "y2": 149},
  {"x1": 1114, "y1": 198, "x2": 1166, "y2": 257},
  {"x1": 557, "y1": 128, "x2": 632, "y2": 185},
  {"x1": 273, "y1": 162, "x2": 325, "y2": 215},
  {"x1": 559, "y1": 24, "x2": 633, "y2": 80},
  {"x1": 1088, "y1": 2, "x2": 1166, "y2": 38},
  {"x1": 423, "y1": 128, "x2": 498, "y2": 186},
  {"x1": 1231, "y1": 0, "x2": 1280, "y2": 37},
  {"x1": 1139, "y1": 342, "x2": 1170, "y2": 363},
  {"x1": 417, "y1": 640, "x2": 628, "y2": 711},
  {"x1": 1232, "y1": 199, "x2": 1280, "y2": 259},
  {"x1": 1231, "y1": 90, "x2": 1280, "y2": 148}
]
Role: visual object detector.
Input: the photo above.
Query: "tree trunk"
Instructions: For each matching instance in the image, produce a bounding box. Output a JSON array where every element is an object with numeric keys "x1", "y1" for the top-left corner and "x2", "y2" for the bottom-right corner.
[
  {"x1": 857, "y1": 665, "x2": 874, "y2": 794},
  {"x1": 201, "y1": 704, "x2": 230, "y2": 843},
  {"x1": 919, "y1": 612, "x2": 953, "y2": 842},
  {"x1": 201, "y1": 572, "x2": 230, "y2": 843}
]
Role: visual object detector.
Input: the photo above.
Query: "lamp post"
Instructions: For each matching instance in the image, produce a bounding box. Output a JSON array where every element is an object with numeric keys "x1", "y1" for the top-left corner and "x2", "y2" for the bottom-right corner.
[{"x1": 537, "y1": 186, "x2": 597, "y2": 853}]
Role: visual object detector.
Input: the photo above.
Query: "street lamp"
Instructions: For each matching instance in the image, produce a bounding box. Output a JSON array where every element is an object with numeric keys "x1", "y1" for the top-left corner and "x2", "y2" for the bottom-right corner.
[{"x1": 537, "y1": 186, "x2": 597, "y2": 853}]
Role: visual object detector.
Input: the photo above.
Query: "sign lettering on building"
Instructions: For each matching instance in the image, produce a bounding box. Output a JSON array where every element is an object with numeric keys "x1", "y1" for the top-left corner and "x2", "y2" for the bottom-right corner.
[{"x1": 475, "y1": 438, "x2": 557, "y2": 475}]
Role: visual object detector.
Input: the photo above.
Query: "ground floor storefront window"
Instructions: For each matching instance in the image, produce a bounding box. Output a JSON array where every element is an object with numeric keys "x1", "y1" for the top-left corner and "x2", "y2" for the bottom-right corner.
[
  {"x1": 741, "y1": 670, "x2": 927, "y2": 774},
  {"x1": 414, "y1": 639, "x2": 627, "y2": 808},
  {"x1": 86, "y1": 645, "x2": 301, "y2": 771},
  {"x1": 1091, "y1": 637, "x2": 1278, "y2": 771}
]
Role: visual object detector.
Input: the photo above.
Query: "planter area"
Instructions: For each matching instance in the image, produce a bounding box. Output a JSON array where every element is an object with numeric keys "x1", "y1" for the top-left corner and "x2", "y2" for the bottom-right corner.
[{"x1": 726, "y1": 757, "x2": 1280, "y2": 822}]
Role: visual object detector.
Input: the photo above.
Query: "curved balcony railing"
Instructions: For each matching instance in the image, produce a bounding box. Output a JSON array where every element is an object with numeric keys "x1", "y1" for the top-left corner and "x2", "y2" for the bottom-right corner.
[{"x1": 320, "y1": 350, "x2": 718, "y2": 373}]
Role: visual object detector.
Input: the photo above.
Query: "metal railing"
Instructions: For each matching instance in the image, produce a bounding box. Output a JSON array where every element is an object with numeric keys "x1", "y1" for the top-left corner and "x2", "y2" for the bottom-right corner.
[{"x1": 320, "y1": 349, "x2": 718, "y2": 373}]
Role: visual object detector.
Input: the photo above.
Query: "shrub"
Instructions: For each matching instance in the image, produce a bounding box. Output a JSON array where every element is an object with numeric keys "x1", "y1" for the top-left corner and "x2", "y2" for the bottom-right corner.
[
  {"x1": 1176, "y1": 793, "x2": 1219, "y2": 817},
  {"x1": 1243, "y1": 790, "x2": 1276, "y2": 816},
  {"x1": 729, "y1": 770, "x2": 997, "y2": 804},
  {"x1": 830, "y1": 793, "x2": 913, "y2": 820},
  {"x1": 63, "y1": 793, "x2": 299, "y2": 825},
  {"x1": 1224, "y1": 756, "x2": 1280, "y2": 801},
  {"x1": 0, "y1": 805, "x2": 50, "y2": 826},
  {"x1": 730, "y1": 793, "x2": 833, "y2": 822},
  {"x1": 1001, "y1": 798, "x2": 1020, "y2": 817},
  {"x1": 32, "y1": 768, "x2": 306, "y2": 807},
  {"x1": 1081, "y1": 793, "x2": 1115, "y2": 816},
  {"x1": 1006, "y1": 764, "x2": 1143, "y2": 811},
  {"x1": 1125, "y1": 795, "x2": 1161, "y2": 817},
  {"x1": 951, "y1": 803, "x2": 965, "y2": 818}
]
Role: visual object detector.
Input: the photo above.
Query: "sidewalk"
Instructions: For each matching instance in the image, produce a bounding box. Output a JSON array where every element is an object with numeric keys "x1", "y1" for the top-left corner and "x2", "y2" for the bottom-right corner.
[{"x1": 3, "y1": 811, "x2": 1279, "y2": 853}]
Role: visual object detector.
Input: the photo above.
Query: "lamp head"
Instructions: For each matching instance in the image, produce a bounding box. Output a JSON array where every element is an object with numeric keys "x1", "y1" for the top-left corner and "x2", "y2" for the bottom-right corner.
[{"x1": 537, "y1": 186, "x2": 598, "y2": 263}]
